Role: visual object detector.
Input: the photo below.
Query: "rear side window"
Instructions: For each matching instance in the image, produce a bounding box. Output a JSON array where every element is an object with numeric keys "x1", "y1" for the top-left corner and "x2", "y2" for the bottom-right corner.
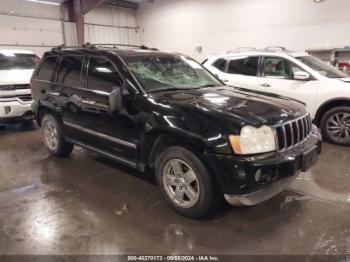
[
  {"x1": 36, "y1": 56, "x2": 58, "y2": 81},
  {"x1": 87, "y1": 57, "x2": 123, "y2": 93},
  {"x1": 57, "y1": 55, "x2": 84, "y2": 87},
  {"x1": 213, "y1": 59, "x2": 227, "y2": 72},
  {"x1": 227, "y1": 56, "x2": 259, "y2": 76}
]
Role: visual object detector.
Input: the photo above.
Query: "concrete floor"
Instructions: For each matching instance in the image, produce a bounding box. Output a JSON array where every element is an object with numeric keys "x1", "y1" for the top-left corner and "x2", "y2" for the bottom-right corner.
[{"x1": 0, "y1": 122, "x2": 350, "y2": 256}]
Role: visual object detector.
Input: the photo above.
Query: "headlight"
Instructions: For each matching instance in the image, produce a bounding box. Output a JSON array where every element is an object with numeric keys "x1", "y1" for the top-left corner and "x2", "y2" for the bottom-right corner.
[{"x1": 229, "y1": 125, "x2": 276, "y2": 155}]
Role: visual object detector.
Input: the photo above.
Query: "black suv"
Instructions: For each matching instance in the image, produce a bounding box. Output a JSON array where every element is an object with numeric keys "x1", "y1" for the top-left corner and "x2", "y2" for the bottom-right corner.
[{"x1": 31, "y1": 45, "x2": 322, "y2": 218}]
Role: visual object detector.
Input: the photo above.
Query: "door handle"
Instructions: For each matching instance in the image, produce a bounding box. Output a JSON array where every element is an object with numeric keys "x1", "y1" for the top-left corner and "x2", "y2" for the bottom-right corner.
[
  {"x1": 260, "y1": 83, "x2": 271, "y2": 87},
  {"x1": 49, "y1": 91, "x2": 60, "y2": 96},
  {"x1": 222, "y1": 79, "x2": 229, "y2": 82},
  {"x1": 81, "y1": 99, "x2": 96, "y2": 106}
]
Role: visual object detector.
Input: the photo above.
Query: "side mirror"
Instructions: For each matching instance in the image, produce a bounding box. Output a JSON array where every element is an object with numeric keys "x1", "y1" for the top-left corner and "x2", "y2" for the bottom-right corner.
[
  {"x1": 109, "y1": 87, "x2": 122, "y2": 115},
  {"x1": 294, "y1": 71, "x2": 310, "y2": 81}
]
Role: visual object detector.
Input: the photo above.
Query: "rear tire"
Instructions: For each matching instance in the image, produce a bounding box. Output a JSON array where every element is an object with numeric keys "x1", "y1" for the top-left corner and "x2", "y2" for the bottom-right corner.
[
  {"x1": 155, "y1": 146, "x2": 218, "y2": 219},
  {"x1": 42, "y1": 114, "x2": 73, "y2": 157},
  {"x1": 320, "y1": 106, "x2": 350, "y2": 146}
]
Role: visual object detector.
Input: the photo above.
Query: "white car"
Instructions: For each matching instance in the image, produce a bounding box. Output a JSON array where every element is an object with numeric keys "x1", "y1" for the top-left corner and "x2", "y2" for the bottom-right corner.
[
  {"x1": 203, "y1": 47, "x2": 350, "y2": 146},
  {"x1": 0, "y1": 50, "x2": 39, "y2": 124}
]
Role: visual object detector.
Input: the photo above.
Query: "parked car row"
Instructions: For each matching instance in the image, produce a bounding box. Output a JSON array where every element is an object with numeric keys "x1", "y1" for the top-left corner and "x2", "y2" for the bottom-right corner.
[{"x1": 1, "y1": 45, "x2": 347, "y2": 218}]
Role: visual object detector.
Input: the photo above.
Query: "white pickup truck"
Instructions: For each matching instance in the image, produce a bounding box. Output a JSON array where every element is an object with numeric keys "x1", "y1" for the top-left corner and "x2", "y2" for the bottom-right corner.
[{"x1": 0, "y1": 50, "x2": 39, "y2": 123}]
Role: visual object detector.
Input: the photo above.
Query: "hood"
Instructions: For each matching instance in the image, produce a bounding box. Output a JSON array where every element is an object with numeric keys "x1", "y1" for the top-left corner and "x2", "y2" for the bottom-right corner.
[
  {"x1": 0, "y1": 69, "x2": 34, "y2": 85},
  {"x1": 340, "y1": 78, "x2": 350, "y2": 83},
  {"x1": 150, "y1": 86, "x2": 307, "y2": 126}
]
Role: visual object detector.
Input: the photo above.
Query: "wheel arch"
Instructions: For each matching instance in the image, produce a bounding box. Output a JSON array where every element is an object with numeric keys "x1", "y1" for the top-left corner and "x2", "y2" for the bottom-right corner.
[
  {"x1": 314, "y1": 98, "x2": 350, "y2": 126},
  {"x1": 36, "y1": 104, "x2": 61, "y2": 126}
]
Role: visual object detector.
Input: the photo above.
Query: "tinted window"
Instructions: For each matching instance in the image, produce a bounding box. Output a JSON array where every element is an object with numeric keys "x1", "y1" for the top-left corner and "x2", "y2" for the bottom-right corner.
[
  {"x1": 36, "y1": 56, "x2": 58, "y2": 81},
  {"x1": 213, "y1": 59, "x2": 227, "y2": 72},
  {"x1": 263, "y1": 57, "x2": 293, "y2": 79},
  {"x1": 0, "y1": 53, "x2": 39, "y2": 70},
  {"x1": 87, "y1": 57, "x2": 123, "y2": 93},
  {"x1": 227, "y1": 57, "x2": 258, "y2": 76},
  {"x1": 57, "y1": 56, "x2": 84, "y2": 87}
]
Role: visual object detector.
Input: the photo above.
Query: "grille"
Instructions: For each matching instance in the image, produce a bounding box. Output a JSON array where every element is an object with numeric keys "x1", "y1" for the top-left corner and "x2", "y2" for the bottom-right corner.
[
  {"x1": 274, "y1": 114, "x2": 312, "y2": 151},
  {"x1": 0, "y1": 84, "x2": 30, "y2": 91},
  {"x1": 17, "y1": 94, "x2": 32, "y2": 102}
]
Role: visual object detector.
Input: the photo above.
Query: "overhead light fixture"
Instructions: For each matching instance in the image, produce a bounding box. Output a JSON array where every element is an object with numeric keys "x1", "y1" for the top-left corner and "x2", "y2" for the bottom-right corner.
[
  {"x1": 25, "y1": 0, "x2": 61, "y2": 5},
  {"x1": 313, "y1": 0, "x2": 326, "y2": 3}
]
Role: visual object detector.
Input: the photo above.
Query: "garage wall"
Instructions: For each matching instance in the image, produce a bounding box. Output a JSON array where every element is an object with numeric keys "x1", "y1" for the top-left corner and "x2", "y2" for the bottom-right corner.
[
  {"x1": 85, "y1": 5, "x2": 139, "y2": 46},
  {"x1": 137, "y1": 0, "x2": 350, "y2": 61},
  {"x1": 0, "y1": 0, "x2": 68, "y2": 56}
]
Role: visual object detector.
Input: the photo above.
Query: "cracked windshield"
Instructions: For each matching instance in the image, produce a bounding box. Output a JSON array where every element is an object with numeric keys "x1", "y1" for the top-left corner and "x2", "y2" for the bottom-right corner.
[{"x1": 125, "y1": 54, "x2": 221, "y2": 92}]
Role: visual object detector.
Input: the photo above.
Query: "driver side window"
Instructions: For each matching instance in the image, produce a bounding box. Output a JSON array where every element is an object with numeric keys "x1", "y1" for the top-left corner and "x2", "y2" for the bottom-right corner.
[{"x1": 263, "y1": 57, "x2": 306, "y2": 80}]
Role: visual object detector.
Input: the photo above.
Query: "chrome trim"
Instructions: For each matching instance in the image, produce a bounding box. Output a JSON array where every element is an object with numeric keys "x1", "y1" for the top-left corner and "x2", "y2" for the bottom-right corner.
[
  {"x1": 63, "y1": 121, "x2": 137, "y2": 149},
  {"x1": 71, "y1": 140, "x2": 137, "y2": 169},
  {"x1": 295, "y1": 120, "x2": 300, "y2": 143},
  {"x1": 273, "y1": 113, "x2": 311, "y2": 152}
]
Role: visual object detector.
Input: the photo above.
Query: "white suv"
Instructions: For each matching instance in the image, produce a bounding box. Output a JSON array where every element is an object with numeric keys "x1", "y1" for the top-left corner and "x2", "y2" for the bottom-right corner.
[
  {"x1": 0, "y1": 50, "x2": 39, "y2": 124},
  {"x1": 203, "y1": 47, "x2": 350, "y2": 146}
]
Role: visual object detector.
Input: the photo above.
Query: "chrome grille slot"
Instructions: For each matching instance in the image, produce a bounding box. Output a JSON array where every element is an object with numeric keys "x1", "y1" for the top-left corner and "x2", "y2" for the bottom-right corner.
[
  {"x1": 274, "y1": 114, "x2": 312, "y2": 151},
  {"x1": 17, "y1": 94, "x2": 32, "y2": 102}
]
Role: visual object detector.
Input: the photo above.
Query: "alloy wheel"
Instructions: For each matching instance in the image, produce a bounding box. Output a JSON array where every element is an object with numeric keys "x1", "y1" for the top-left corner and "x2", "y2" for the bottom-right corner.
[
  {"x1": 326, "y1": 112, "x2": 350, "y2": 143},
  {"x1": 162, "y1": 159, "x2": 200, "y2": 208},
  {"x1": 44, "y1": 121, "x2": 58, "y2": 151}
]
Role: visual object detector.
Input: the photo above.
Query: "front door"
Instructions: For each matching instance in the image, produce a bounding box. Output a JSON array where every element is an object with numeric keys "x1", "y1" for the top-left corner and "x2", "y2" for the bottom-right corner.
[
  {"x1": 80, "y1": 56, "x2": 139, "y2": 162},
  {"x1": 258, "y1": 56, "x2": 319, "y2": 116}
]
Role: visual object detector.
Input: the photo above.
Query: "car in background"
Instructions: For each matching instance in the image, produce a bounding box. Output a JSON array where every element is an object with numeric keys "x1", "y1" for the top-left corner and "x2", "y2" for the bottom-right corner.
[
  {"x1": 31, "y1": 46, "x2": 321, "y2": 218},
  {"x1": 0, "y1": 49, "x2": 39, "y2": 124},
  {"x1": 203, "y1": 47, "x2": 350, "y2": 146}
]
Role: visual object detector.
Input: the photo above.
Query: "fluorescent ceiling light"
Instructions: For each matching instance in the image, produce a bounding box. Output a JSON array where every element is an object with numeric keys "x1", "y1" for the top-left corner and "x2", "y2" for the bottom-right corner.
[{"x1": 25, "y1": 0, "x2": 61, "y2": 5}]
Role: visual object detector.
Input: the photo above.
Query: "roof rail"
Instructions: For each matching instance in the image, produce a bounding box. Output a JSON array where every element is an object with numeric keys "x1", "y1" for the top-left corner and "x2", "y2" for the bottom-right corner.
[
  {"x1": 264, "y1": 46, "x2": 287, "y2": 51},
  {"x1": 227, "y1": 47, "x2": 257, "y2": 53},
  {"x1": 51, "y1": 43, "x2": 159, "y2": 51},
  {"x1": 94, "y1": 43, "x2": 159, "y2": 51},
  {"x1": 51, "y1": 42, "x2": 96, "y2": 51}
]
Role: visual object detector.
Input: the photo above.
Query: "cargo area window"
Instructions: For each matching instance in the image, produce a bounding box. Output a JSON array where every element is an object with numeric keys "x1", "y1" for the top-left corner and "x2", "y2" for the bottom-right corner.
[{"x1": 36, "y1": 56, "x2": 58, "y2": 82}]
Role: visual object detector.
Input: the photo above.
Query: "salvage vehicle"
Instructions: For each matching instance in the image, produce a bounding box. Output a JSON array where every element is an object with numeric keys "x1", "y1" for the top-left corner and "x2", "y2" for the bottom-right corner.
[
  {"x1": 203, "y1": 47, "x2": 350, "y2": 146},
  {"x1": 31, "y1": 45, "x2": 322, "y2": 218},
  {"x1": 0, "y1": 50, "x2": 39, "y2": 123}
]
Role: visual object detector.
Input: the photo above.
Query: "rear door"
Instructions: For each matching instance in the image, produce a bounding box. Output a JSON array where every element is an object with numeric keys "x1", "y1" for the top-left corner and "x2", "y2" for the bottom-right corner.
[
  {"x1": 258, "y1": 56, "x2": 319, "y2": 114},
  {"x1": 54, "y1": 55, "x2": 90, "y2": 141},
  {"x1": 218, "y1": 56, "x2": 261, "y2": 90}
]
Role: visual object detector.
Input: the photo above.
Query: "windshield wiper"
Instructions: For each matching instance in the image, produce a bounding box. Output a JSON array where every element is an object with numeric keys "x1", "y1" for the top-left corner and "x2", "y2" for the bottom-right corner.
[{"x1": 148, "y1": 87, "x2": 192, "y2": 93}]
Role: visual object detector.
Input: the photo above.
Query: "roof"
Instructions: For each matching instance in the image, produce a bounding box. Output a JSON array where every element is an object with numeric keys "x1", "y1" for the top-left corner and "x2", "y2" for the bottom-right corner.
[
  {"x1": 208, "y1": 49, "x2": 309, "y2": 60},
  {"x1": 0, "y1": 49, "x2": 36, "y2": 56}
]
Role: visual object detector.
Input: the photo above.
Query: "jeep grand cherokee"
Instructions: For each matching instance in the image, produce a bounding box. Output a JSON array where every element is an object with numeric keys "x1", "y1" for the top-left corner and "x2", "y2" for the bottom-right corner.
[{"x1": 31, "y1": 45, "x2": 322, "y2": 218}]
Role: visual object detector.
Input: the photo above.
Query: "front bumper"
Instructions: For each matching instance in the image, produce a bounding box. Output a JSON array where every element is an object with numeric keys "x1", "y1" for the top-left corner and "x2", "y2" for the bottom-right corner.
[
  {"x1": 205, "y1": 125, "x2": 322, "y2": 205},
  {"x1": 0, "y1": 99, "x2": 34, "y2": 122}
]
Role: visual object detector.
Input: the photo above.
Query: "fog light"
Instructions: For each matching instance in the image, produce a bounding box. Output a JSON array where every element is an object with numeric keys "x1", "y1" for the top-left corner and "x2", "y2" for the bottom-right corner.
[
  {"x1": 255, "y1": 169, "x2": 262, "y2": 182},
  {"x1": 5, "y1": 106, "x2": 11, "y2": 114}
]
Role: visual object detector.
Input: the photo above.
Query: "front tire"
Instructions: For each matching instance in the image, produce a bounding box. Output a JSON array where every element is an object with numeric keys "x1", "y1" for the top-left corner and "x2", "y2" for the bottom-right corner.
[
  {"x1": 155, "y1": 146, "x2": 218, "y2": 219},
  {"x1": 42, "y1": 114, "x2": 73, "y2": 157},
  {"x1": 320, "y1": 106, "x2": 350, "y2": 146}
]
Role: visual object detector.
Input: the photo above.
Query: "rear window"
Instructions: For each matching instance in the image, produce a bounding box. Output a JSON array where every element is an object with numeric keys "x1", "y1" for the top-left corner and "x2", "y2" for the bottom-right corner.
[
  {"x1": 0, "y1": 52, "x2": 39, "y2": 70},
  {"x1": 36, "y1": 56, "x2": 58, "y2": 81},
  {"x1": 57, "y1": 56, "x2": 84, "y2": 87},
  {"x1": 227, "y1": 56, "x2": 259, "y2": 76}
]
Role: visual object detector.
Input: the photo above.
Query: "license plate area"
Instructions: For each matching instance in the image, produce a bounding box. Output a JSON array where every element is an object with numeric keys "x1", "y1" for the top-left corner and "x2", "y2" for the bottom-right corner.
[{"x1": 301, "y1": 146, "x2": 318, "y2": 172}]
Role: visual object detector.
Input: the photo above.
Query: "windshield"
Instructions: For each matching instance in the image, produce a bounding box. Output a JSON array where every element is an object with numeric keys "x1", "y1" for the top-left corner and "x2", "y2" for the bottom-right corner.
[
  {"x1": 296, "y1": 56, "x2": 348, "y2": 78},
  {"x1": 0, "y1": 53, "x2": 39, "y2": 70},
  {"x1": 124, "y1": 54, "x2": 222, "y2": 92}
]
